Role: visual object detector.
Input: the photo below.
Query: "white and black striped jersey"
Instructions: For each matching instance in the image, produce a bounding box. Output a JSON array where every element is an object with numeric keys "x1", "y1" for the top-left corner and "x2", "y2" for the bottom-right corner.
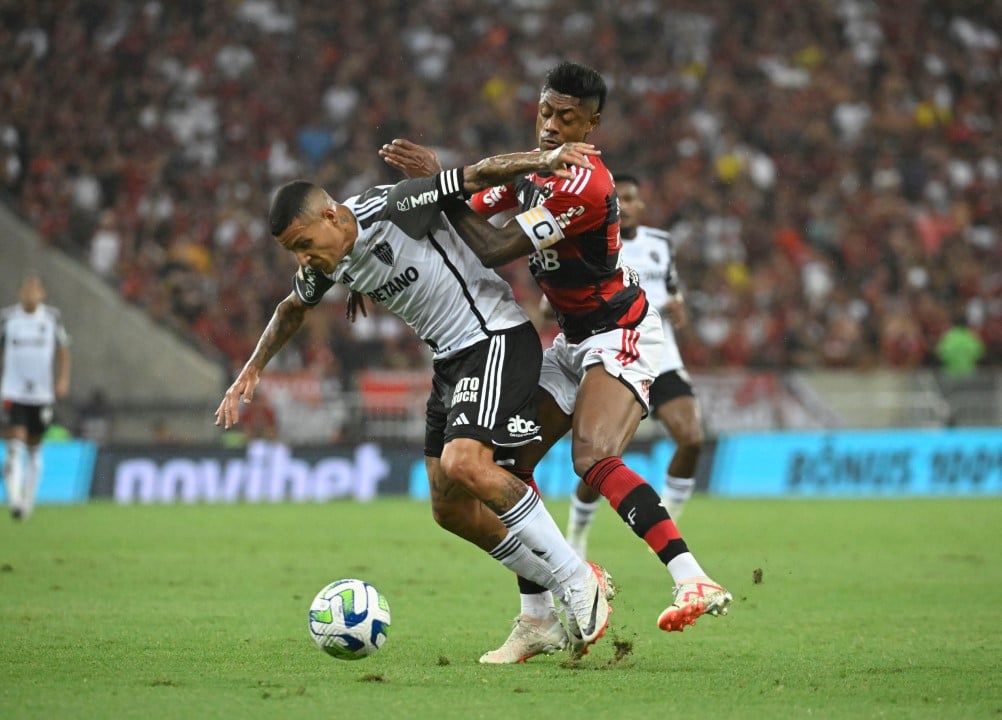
[
  {"x1": 293, "y1": 170, "x2": 529, "y2": 360},
  {"x1": 619, "y1": 226, "x2": 685, "y2": 373},
  {"x1": 0, "y1": 303, "x2": 70, "y2": 404}
]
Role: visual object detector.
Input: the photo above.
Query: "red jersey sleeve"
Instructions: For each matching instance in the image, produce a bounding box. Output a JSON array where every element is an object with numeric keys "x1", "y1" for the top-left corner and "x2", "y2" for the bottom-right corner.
[
  {"x1": 470, "y1": 184, "x2": 519, "y2": 217},
  {"x1": 537, "y1": 165, "x2": 615, "y2": 237}
]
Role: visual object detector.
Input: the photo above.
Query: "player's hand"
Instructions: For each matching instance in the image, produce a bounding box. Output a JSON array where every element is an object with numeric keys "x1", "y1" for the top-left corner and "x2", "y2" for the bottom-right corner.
[
  {"x1": 55, "y1": 377, "x2": 70, "y2": 399},
  {"x1": 214, "y1": 366, "x2": 261, "y2": 429},
  {"x1": 540, "y1": 142, "x2": 599, "y2": 179},
  {"x1": 347, "y1": 290, "x2": 368, "y2": 322},
  {"x1": 380, "y1": 138, "x2": 443, "y2": 177},
  {"x1": 664, "y1": 295, "x2": 689, "y2": 330}
]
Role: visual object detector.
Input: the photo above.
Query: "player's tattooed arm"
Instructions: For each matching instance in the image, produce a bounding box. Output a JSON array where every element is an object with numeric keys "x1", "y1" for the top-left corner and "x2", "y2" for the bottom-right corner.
[
  {"x1": 379, "y1": 138, "x2": 599, "y2": 189},
  {"x1": 247, "y1": 292, "x2": 309, "y2": 370},
  {"x1": 215, "y1": 292, "x2": 309, "y2": 428},
  {"x1": 462, "y1": 142, "x2": 599, "y2": 191}
]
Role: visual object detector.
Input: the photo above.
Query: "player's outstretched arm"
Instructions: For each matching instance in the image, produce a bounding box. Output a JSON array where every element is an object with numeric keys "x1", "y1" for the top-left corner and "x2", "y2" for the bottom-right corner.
[
  {"x1": 380, "y1": 138, "x2": 598, "y2": 191},
  {"x1": 463, "y1": 142, "x2": 598, "y2": 190},
  {"x1": 215, "y1": 292, "x2": 309, "y2": 428}
]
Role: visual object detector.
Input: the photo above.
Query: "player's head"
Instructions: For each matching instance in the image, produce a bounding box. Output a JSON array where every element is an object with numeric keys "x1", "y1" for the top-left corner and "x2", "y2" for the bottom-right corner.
[
  {"x1": 269, "y1": 180, "x2": 357, "y2": 275},
  {"x1": 18, "y1": 272, "x2": 44, "y2": 311},
  {"x1": 536, "y1": 62, "x2": 606, "y2": 149},
  {"x1": 613, "y1": 174, "x2": 645, "y2": 236}
]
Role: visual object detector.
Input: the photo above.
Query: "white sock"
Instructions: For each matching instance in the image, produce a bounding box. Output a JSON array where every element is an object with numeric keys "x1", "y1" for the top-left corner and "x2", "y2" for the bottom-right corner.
[
  {"x1": 497, "y1": 488, "x2": 585, "y2": 587},
  {"x1": 520, "y1": 592, "x2": 556, "y2": 620},
  {"x1": 667, "y1": 552, "x2": 707, "y2": 584},
  {"x1": 488, "y1": 535, "x2": 561, "y2": 594},
  {"x1": 663, "y1": 475, "x2": 695, "y2": 517},
  {"x1": 487, "y1": 534, "x2": 558, "y2": 619},
  {"x1": 567, "y1": 493, "x2": 601, "y2": 535},
  {"x1": 565, "y1": 493, "x2": 600, "y2": 559},
  {"x1": 23, "y1": 445, "x2": 42, "y2": 516},
  {"x1": 4, "y1": 439, "x2": 26, "y2": 511}
]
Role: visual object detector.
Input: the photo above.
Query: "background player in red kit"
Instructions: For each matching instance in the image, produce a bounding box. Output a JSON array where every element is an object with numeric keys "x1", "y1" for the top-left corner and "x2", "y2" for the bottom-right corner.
[{"x1": 382, "y1": 61, "x2": 731, "y2": 663}]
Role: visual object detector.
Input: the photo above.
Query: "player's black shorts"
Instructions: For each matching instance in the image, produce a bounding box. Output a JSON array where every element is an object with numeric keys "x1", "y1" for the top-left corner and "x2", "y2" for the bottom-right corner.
[
  {"x1": 648, "y1": 368, "x2": 695, "y2": 410},
  {"x1": 1, "y1": 400, "x2": 54, "y2": 438},
  {"x1": 424, "y1": 322, "x2": 542, "y2": 458}
]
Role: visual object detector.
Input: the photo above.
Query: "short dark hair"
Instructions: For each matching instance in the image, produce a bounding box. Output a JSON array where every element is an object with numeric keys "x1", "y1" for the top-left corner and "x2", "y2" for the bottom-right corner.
[
  {"x1": 543, "y1": 62, "x2": 607, "y2": 113},
  {"x1": 613, "y1": 173, "x2": 640, "y2": 187},
  {"x1": 269, "y1": 180, "x2": 317, "y2": 237}
]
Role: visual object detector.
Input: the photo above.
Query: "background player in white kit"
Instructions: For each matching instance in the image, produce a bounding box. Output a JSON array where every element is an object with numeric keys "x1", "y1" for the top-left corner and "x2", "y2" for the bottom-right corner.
[
  {"x1": 1, "y1": 273, "x2": 72, "y2": 520},
  {"x1": 565, "y1": 174, "x2": 705, "y2": 557}
]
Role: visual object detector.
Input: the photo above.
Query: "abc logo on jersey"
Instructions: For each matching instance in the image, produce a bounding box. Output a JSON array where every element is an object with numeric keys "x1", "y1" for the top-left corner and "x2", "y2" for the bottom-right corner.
[{"x1": 506, "y1": 414, "x2": 540, "y2": 440}]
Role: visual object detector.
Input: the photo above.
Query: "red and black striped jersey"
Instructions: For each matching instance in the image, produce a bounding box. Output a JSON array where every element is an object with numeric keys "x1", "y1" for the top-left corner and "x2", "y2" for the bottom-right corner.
[{"x1": 470, "y1": 156, "x2": 648, "y2": 343}]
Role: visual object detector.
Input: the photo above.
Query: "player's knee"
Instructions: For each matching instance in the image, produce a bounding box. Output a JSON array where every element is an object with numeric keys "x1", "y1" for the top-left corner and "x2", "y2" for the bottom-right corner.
[
  {"x1": 675, "y1": 422, "x2": 704, "y2": 454},
  {"x1": 572, "y1": 450, "x2": 609, "y2": 479},
  {"x1": 673, "y1": 410, "x2": 705, "y2": 450},
  {"x1": 439, "y1": 440, "x2": 486, "y2": 492}
]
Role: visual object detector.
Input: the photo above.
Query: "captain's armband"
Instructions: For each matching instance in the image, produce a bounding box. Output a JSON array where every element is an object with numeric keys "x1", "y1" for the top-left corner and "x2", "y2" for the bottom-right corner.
[{"x1": 514, "y1": 206, "x2": 564, "y2": 251}]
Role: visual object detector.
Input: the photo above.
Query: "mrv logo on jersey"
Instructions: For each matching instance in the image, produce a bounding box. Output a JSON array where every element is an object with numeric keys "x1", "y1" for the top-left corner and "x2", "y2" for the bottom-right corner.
[
  {"x1": 111, "y1": 441, "x2": 390, "y2": 503},
  {"x1": 396, "y1": 189, "x2": 440, "y2": 211}
]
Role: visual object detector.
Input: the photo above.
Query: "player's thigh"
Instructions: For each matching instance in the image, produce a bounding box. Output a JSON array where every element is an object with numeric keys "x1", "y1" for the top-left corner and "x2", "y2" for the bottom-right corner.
[
  {"x1": 651, "y1": 371, "x2": 702, "y2": 445},
  {"x1": 657, "y1": 395, "x2": 703, "y2": 446},
  {"x1": 572, "y1": 365, "x2": 644, "y2": 466}
]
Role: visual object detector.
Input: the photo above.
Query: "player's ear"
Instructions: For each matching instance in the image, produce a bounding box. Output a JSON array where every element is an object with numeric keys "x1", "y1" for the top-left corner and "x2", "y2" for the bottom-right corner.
[{"x1": 321, "y1": 204, "x2": 340, "y2": 224}]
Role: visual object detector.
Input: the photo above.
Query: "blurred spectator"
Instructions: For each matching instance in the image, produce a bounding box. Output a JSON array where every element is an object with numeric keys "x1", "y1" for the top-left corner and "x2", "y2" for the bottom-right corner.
[
  {"x1": 936, "y1": 313, "x2": 986, "y2": 376},
  {"x1": 88, "y1": 209, "x2": 122, "y2": 279}
]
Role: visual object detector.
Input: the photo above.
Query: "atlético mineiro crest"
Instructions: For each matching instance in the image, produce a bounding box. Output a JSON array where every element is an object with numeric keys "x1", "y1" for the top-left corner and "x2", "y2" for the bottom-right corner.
[{"x1": 372, "y1": 241, "x2": 394, "y2": 266}]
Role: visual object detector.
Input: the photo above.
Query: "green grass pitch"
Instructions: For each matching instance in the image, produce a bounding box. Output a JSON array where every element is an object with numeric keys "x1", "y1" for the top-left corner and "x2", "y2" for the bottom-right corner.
[{"x1": 1, "y1": 497, "x2": 999, "y2": 719}]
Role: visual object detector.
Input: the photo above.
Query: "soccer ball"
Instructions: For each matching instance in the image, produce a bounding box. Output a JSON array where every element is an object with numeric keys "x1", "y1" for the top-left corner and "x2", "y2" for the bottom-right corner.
[{"x1": 308, "y1": 579, "x2": 391, "y2": 660}]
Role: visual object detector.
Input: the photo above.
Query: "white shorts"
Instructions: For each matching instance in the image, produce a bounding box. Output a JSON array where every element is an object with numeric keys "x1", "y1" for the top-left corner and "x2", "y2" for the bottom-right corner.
[{"x1": 539, "y1": 305, "x2": 664, "y2": 418}]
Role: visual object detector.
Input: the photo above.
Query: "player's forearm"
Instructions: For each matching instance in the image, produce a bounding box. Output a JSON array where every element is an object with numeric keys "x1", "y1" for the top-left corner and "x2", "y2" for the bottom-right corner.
[
  {"x1": 246, "y1": 294, "x2": 307, "y2": 371},
  {"x1": 57, "y1": 347, "x2": 71, "y2": 386},
  {"x1": 462, "y1": 152, "x2": 551, "y2": 192},
  {"x1": 443, "y1": 202, "x2": 530, "y2": 267}
]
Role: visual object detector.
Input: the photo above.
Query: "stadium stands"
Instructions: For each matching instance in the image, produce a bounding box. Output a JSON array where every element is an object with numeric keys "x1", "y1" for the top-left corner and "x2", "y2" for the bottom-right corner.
[{"x1": 2, "y1": 0, "x2": 998, "y2": 415}]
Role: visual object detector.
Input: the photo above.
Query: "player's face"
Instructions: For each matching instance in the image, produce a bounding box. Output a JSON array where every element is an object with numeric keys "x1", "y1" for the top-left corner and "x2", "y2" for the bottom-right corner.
[
  {"x1": 276, "y1": 205, "x2": 357, "y2": 275},
  {"x1": 19, "y1": 276, "x2": 44, "y2": 311},
  {"x1": 617, "y1": 181, "x2": 645, "y2": 235},
  {"x1": 536, "y1": 89, "x2": 600, "y2": 150}
]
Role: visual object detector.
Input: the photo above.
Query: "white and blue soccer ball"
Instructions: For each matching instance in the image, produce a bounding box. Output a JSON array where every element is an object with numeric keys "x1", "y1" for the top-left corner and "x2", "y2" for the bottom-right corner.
[{"x1": 308, "y1": 579, "x2": 391, "y2": 660}]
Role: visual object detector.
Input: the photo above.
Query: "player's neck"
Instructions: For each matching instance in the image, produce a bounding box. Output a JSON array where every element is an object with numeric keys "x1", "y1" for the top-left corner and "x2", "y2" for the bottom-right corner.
[{"x1": 621, "y1": 227, "x2": 638, "y2": 241}]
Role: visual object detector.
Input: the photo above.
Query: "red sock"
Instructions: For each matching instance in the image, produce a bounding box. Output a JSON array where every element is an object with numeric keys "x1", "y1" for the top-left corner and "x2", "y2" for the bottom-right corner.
[{"x1": 584, "y1": 456, "x2": 688, "y2": 563}]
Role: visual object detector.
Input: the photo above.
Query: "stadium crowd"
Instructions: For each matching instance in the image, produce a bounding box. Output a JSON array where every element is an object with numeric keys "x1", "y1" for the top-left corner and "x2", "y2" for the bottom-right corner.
[{"x1": 2, "y1": 0, "x2": 999, "y2": 388}]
